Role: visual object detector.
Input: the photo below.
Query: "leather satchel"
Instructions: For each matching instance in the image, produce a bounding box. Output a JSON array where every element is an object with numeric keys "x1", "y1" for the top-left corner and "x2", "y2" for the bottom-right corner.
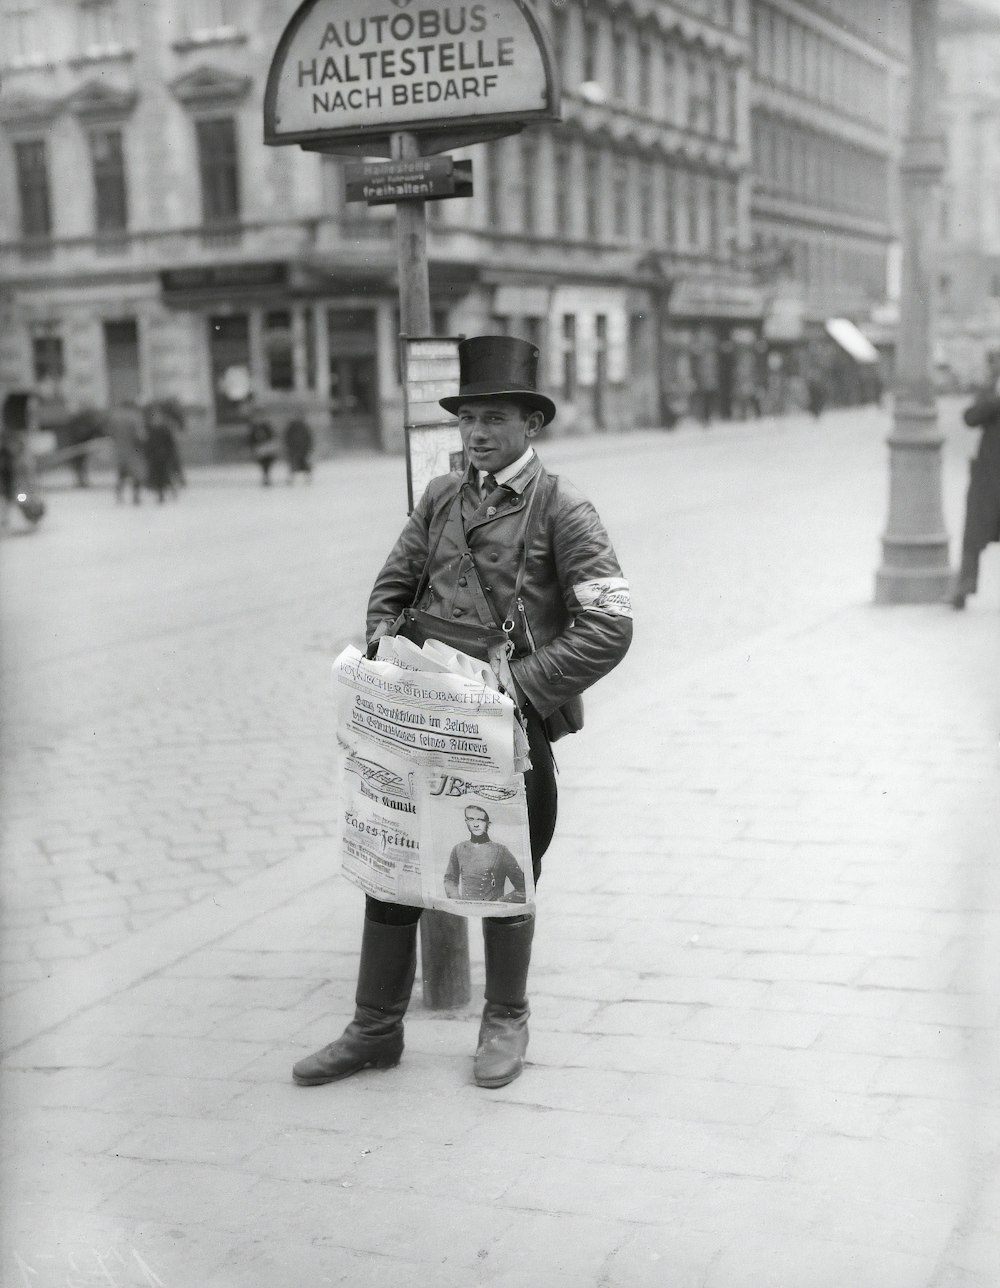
[{"x1": 395, "y1": 605, "x2": 508, "y2": 663}]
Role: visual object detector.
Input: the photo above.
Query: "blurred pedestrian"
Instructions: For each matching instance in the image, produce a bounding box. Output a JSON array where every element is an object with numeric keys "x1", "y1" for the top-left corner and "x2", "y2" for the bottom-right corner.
[
  {"x1": 806, "y1": 371, "x2": 827, "y2": 418},
  {"x1": 249, "y1": 415, "x2": 278, "y2": 486},
  {"x1": 152, "y1": 398, "x2": 187, "y2": 489},
  {"x1": 142, "y1": 403, "x2": 178, "y2": 503},
  {"x1": 1, "y1": 391, "x2": 44, "y2": 533},
  {"x1": 108, "y1": 401, "x2": 146, "y2": 505},
  {"x1": 292, "y1": 335, "x2": 633, "y2": 1093},
  {"x1": 951, "y1": 349, "x2": 1000, "y2": 610},
  {"x1": 63, "y1": 407, "x2": 106, "y2": 488},
  {"x1": 284, "y1": 416, "x2": 314, "y2": 483}
]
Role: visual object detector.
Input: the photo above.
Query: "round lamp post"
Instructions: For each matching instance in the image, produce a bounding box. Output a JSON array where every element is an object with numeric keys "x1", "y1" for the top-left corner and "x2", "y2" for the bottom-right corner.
[{"x1": 875, "y1": 0, "x2": 953, "y2": 604}]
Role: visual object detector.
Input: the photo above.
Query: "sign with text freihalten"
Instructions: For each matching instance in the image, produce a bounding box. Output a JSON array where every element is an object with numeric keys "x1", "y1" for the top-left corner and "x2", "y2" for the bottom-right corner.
[
  {"x1": 402, "y1": 335, "x2": 464, "y2": 512},
  {"x1": 264, "y1": 0, "x2": 558, "y2": 151}
]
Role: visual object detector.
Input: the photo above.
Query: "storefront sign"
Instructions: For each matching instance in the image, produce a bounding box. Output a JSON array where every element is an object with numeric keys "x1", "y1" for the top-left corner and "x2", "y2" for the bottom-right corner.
[
  {"x1": 403, "y1": 336, "x2": 464, "y2": 512},
  {"x1": 264, "y1": 0, "x2": 558, "y2": 152},
  {"x1": 344, "y1": 156, "x2": 472, "y2": 204},
  {"x1": 669, "y1": 279, "x2": 764, "y2": 321},
  {"x1": 160, "y1": 262, "x2": 288, "y2": 295}
]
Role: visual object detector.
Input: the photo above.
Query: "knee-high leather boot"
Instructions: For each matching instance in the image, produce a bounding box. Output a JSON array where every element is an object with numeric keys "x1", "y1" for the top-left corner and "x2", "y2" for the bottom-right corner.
[
  {"x1": 474, "y1": 914, "x2": 535, "y2": 1088},
  {"x1": 292, "y1": 916, "x2": 417, "y2": 1086}
]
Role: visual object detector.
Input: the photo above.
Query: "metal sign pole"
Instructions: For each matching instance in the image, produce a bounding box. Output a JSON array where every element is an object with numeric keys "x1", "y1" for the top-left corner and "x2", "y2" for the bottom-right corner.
[{"x1": 392, "y1": 130, "x2": 471, "y2": 1011}]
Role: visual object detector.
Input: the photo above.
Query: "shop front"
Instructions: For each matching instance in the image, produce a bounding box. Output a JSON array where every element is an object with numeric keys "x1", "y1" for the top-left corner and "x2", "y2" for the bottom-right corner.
[
  {"x1": 157, "y1": 259, "x2": 405, "y2": 458},
  {"x1": 664, "y1": 277, "x2": 766, "y2": 423}
]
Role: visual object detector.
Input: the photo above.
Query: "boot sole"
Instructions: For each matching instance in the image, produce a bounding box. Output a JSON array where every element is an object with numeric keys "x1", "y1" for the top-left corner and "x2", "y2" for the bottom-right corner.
[
  {"x1": 293, "y1": 1055, "x2": 401, "y2": 1086},
  {"x1": 474, "y1": 1065, "x2": 523, "y2": 1089}
]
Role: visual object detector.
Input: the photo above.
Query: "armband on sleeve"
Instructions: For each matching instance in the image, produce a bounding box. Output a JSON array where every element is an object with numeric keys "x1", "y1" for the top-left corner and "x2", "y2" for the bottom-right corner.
[{"x1": 571, "y1": 577, "x2": 633, "y2": 619}]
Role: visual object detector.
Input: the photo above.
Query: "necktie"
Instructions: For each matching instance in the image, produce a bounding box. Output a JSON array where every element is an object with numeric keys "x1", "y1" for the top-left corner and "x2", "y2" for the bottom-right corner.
[{"x1": 481, "y1": 472, "x2": 498, "y2": 499}]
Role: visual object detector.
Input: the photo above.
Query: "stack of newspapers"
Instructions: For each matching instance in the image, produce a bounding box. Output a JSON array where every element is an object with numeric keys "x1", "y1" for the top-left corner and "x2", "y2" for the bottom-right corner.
[{"x1": 332, "y1": 639, "x2": 534, "y2": 917}]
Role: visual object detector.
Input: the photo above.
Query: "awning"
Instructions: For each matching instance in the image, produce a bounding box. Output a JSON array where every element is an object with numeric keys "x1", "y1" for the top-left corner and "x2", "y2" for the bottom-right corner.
[{"x1": 825, "y1": 317, "x2": 880, "y2": 364}]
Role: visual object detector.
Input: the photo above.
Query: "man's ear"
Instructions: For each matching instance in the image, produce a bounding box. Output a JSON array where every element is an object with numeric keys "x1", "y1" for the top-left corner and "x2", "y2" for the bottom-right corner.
[{"x1": 525, "y1": 410, "x2": 544, "y2": 437}]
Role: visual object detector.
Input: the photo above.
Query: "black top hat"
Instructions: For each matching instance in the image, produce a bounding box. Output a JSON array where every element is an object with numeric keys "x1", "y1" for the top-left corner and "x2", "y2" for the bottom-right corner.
[{"x1": 439, "y1": 335, "x2": 556, "y2": 426}]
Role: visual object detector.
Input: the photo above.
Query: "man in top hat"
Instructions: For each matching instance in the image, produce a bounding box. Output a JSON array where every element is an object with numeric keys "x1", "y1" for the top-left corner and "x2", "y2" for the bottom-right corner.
[{"x1": 293, "y1": 335, "x2": 632, "y2": 1090}]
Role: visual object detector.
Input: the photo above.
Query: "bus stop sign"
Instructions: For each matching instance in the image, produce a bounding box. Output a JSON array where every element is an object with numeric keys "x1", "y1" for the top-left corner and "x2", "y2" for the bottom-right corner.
[{"x1": 264, "y1": 0, "x2": 559, "y2": 155}]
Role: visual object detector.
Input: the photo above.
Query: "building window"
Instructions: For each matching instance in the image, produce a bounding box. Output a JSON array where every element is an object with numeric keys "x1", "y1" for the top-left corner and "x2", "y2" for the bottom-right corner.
[
  {"x1": 664, "y1": 166, "x2": 676, "y2": 246},
  {"x1": 554, "y1": 143, "x2": 571, "y2": 234},
  {"x1": 520, "y1": 136, "x2": 537, "y2": 233},
  {"x1": 639, "y1": 161, "x2": 654, "y2": 241},
  {"x1": 638, "y1": 40, "x2": 651, "y2": 109},
  {"x1": 585, "y1": 149, "x2": 601, "y2": 239},
  {"x1": 707, "y1": 181, "x2": 719, "y2": 254},
  {"x1": 31, "y1": 329, "x2": 64, "y2": 386},
  {"x1": 1, "y1": 0, "x2": 45, "y2": 65},
  {"x1": 562, "y1": 314, "x2": 577, "y2": 399},
  {"x1": 14, "y1": 138, "x2": 52, "y2": 239},
  {"x1": 264, "y1": 309, "x2": 294, "y2": 390},
  {"x1": 178, "y1": 0, "x2": 242, "y2": 41},
  {"x1": 686, "y1": 58, "x2": 699, "y2": 128},
  {"x1": 582, "y1": 15, "x2": 598, "y2": 83},
  {"x1": 706, "y1": 65, "x2": 718, "y2": 137},
  {"x1": 195, "y1": 116, "x2": 240, "y2": 224},
  {"x1": 89, "y1": 128, "x2": 128, "y2": 234},
  {"x1": 611, "y1": 26, "x2": 626, "y2": 100},
  {"x1": 613, "y1": 157, "x2": 629, "y2": 238},
  {"x1": 77, "y1": 0, "x2": 124, "y2": 54},
  {"x1": 663, "y1": 47, "x2": 675, "y2": 123},
  {"x1": 687, "y1": 172, "x2": 700, "y2": 248}
]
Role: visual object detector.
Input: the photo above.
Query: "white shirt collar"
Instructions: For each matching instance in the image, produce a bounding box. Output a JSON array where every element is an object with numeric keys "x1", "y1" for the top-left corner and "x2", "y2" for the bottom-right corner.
[{"x1": 479, "y1": 447, "x2": 535, "y2": 489}]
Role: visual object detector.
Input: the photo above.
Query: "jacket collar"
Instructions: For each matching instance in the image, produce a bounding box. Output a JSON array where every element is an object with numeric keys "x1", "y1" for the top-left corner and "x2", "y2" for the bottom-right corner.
[{"x1": 461, "y1": 452, "x2": 541, "y2": 498}]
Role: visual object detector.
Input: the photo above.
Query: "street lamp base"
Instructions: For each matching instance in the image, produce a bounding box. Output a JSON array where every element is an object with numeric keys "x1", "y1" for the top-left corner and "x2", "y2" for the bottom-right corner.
[{"x1": 874, "y1": 563, "x2": 953, "y2": 604}]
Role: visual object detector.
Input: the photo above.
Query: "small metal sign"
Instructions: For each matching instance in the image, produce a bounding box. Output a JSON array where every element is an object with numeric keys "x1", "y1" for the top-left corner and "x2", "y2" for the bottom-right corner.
[
  {"x1": 344, "y1": 156, "x2": 473, "y2": 205},
  {"x1": 402, "y1": 335, "x2": 465, "y2": 512}
]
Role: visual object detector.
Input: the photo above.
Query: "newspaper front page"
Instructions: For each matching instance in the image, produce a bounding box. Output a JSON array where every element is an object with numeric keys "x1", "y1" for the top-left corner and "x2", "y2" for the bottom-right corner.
[{"x1": 333, "y1": 645, "x2": 533, "y2": 917}]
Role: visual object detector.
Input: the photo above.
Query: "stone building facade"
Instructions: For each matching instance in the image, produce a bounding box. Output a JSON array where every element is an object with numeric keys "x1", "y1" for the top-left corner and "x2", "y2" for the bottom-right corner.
[
  {"x1": 746, "y1": 0, "x2": 910, "y2": 405},
  {"x1": 1, "y1": 0, "x2": 923, "y2": 447},
  {"x1": 0, "y1": 0, "x2": 756, "y2": 455}
]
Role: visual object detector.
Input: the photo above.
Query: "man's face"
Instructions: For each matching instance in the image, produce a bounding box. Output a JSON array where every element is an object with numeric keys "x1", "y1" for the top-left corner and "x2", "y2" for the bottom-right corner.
[
  {"x1": 456, "y1": 398, "x2": 541, "y2": 473},
  {"x1": 465, "y1": 809, "x2": 489, "y2": 837}
]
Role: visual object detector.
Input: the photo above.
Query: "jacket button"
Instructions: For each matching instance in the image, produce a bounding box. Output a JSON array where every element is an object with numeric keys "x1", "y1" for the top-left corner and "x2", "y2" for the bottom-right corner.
[
  {"x1": 489, "y1": 553, "x2": 499, "y2": 562},
  {"x1": 486, "y1": 506, "x2": 497, "y2": 516},
  {"x1": 458, "y1": 576, "x2": 467, "y2": 586},
  {"x1": 453, "y1": 608, "x2": 464, "y2": 617}
]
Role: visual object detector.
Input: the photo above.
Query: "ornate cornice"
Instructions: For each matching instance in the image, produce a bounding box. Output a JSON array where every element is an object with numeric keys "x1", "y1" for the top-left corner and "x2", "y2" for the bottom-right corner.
[
  {"x1": 0, "y1": 92, "x2": 61, "y2": 128},
  {"x1": 64, "y1": 80, "x2": 138, "y2": 121},
  {"x1": 169, "y1": 65, "x2": 252, "y2": 108}
]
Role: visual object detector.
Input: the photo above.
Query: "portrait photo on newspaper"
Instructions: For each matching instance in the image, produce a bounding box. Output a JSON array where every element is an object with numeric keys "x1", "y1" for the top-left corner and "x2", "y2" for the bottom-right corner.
[{"x1": 419, "y1": 776, "x2": 534, "y2": 917}]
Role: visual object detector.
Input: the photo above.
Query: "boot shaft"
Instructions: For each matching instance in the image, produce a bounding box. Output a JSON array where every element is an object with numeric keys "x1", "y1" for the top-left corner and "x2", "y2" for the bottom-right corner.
[{"x1": 482, "y1": 914, "x2": 534, "y2": 1007}]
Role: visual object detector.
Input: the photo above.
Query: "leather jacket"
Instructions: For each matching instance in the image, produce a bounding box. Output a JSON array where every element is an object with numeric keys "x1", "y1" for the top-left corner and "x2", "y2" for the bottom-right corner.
[{"x1": 366, "y1": 456, "x2": 632, "y2": 719}]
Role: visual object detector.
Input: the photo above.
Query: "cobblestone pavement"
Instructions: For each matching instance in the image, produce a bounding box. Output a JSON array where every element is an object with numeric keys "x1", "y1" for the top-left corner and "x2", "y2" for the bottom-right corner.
[{"x1": 1, "y1": 403, "x2": 998, "y2": 1287}]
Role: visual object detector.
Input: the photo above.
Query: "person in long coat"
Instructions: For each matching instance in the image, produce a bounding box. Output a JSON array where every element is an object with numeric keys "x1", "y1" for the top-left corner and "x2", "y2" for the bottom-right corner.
[
  {"x1": 283, "y1": 417, "x2": 314, "y2": 483},
  {"x1": 952, "y1": 349, "x2": 1000, "y2": 609},
  {"x1": 292, "y1": 336, "x2": 633, "y2": 1093},
  {"x1": 142, "y1": 406, "x2": 177, "y2": 503},
  {"x1": 108, "y1": 402, "x2": 145, "y2": 504}
]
